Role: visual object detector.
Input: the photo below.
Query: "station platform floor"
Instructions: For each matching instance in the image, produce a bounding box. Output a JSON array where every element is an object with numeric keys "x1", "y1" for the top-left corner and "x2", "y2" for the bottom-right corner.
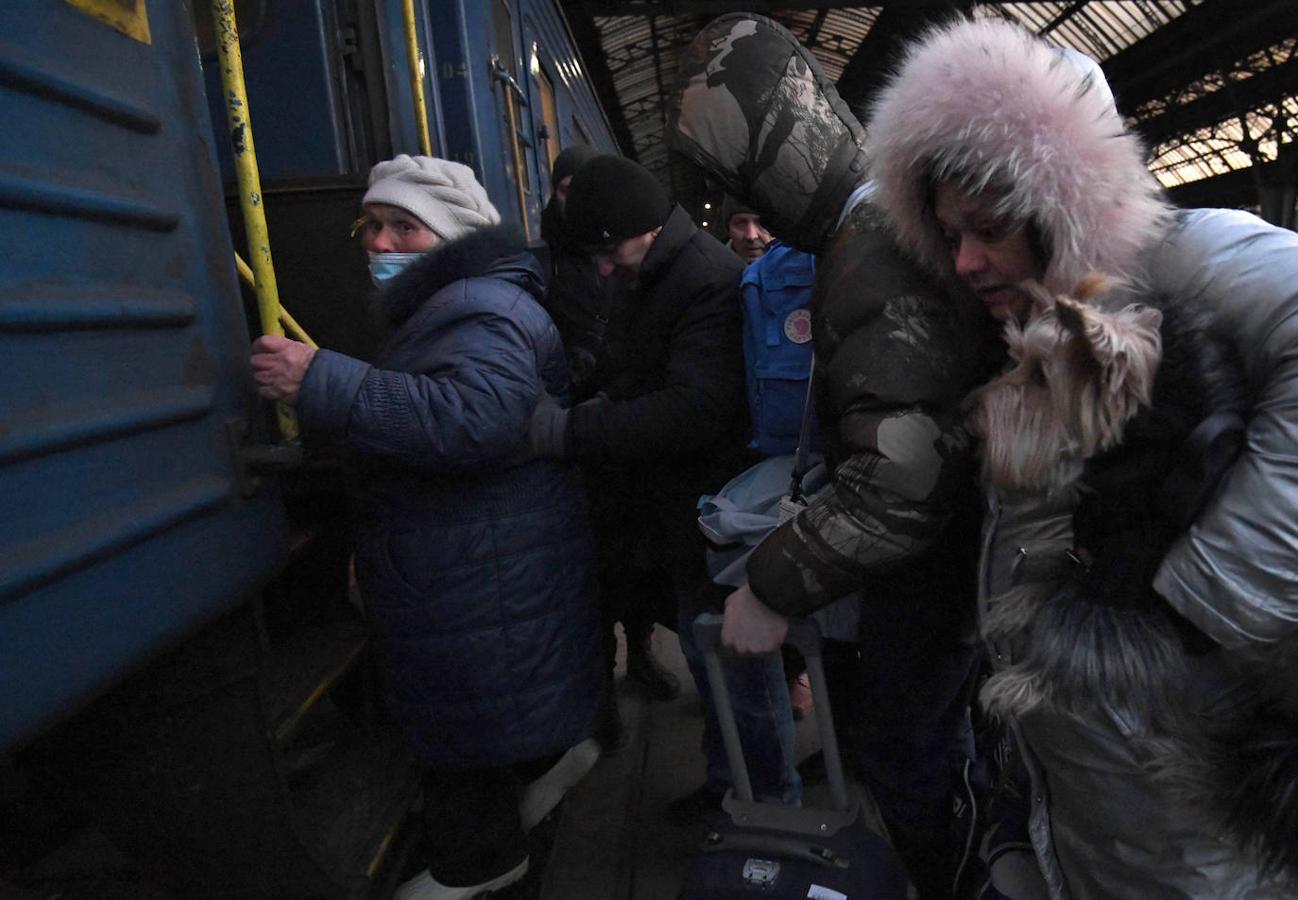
[{"x1": 3, "y1": 625, "x2": 893, "y2": 900}]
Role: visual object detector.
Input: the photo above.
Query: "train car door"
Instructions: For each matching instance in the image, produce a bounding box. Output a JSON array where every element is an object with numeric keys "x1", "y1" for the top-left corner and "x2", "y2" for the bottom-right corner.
[
  {"x1": 489, "y1": 0, "x2": 543, "y2": 239},
  {"x1": 523, "y1": 24, "x2": 563, "y2": 200},
  {"x1": 0, "y1": 1, "x2": 287, "y2": 748}
]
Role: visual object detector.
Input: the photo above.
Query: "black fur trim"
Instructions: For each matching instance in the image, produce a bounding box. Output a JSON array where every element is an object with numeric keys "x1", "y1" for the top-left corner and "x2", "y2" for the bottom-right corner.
[
  {"x1": 980, "y1": 581, "x2": 1191, "y2": 729},
  {"x1": 1203, "y1": 700, "x2": 1298, "y2": 884},
  {"x1": 1073, "y1": 298, "x2": 1247, "y2": 587},
  {"x1": 376, "y1": 224, "x2": 531, "y2": 327}
]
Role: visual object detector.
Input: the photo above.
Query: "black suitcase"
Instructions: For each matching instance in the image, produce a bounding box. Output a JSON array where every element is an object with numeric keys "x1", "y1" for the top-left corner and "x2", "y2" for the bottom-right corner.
[{"x1": 677, "y1": 616, "x2": 912, "y2": 900}]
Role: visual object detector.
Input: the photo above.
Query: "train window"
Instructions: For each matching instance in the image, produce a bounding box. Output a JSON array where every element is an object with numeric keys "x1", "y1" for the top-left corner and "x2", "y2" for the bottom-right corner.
[
  {"x1": 533, "y1": 51, "x2": 561, "y2": 176},
  {"x1": 492, "y1": 0, "x2": 515, "y2": 70}
]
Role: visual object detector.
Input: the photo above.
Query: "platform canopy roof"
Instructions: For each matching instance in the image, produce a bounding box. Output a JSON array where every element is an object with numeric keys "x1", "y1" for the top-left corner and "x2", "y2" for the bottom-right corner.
[{"x1": 559, "y1": 0, "x2": 1298, "y2": 215}]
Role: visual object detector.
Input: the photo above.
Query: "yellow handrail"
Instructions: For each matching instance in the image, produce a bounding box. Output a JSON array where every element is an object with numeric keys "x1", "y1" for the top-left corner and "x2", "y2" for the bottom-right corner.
[
  {"x1": 234, "y1": 253, "x2": 318, "y2": 349},
  {"x1": 211, "y1": 0, "x2": 297, "y2": 439},
  {"x1": 402, "y1": 0, "x2": 433, "y2": 156},
  {"x1": 234, "y1": 251, "x2": 255, "y2": 288}
]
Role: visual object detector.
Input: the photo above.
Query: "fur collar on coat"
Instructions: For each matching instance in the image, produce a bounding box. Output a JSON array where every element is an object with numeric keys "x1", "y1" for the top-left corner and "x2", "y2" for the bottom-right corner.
[
  {"x1": 865, "y1": 18, "x2": 1171, "y2": 295},
  {"x1": 376, "y1": 224, "x2": 538, "y2": 328}
]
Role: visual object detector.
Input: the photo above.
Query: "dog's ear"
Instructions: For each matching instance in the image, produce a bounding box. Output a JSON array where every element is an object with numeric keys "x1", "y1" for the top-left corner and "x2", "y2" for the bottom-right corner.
[
  {"x1": 1019, "y1": 279, "x2": 1055, "y2": 320},
  {"x1": 1058, "y1": 295, "x2": 1162, "y2": 405},
  {"x1": 1054, "y1": 272, "x2": 1116, "y2": 337},
  {"x1": 1054, "y1": 292, "x2": 1089, "y2": 339},
  {"x1": 1053, "y1": 271, "x2": 1116, "y2": 331}
]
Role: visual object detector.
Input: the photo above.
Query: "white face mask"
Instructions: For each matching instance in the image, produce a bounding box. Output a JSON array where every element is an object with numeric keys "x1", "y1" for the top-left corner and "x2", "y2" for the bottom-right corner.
[{"x1": 367, "y1": 251, "x2": 425, "y2": 286}]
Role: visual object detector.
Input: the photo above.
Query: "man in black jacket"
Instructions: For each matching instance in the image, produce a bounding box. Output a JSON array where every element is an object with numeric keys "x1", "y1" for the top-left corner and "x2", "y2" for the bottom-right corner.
[
  {"x1": 532, "y1": 158, "x2": 802, "y2": 808},
  {"x1": 530, "y1": 155, "x2": 748, "y2": 579},
  {"x1": 668, "y1": 16, "x2": 1006, "y2": 897},
  {"x1": 539, "y1": 148, "x2": 686, "y2": 724}
]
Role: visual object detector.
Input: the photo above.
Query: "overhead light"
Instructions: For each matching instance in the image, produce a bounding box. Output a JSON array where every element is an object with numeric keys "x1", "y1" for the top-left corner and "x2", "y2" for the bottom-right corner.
[
  {"x1": 703, "y1": 202, "x2": 712, "y2": 210},
  {"x1": 701, "y1": 220, "x2": 710, "y2": 227}
]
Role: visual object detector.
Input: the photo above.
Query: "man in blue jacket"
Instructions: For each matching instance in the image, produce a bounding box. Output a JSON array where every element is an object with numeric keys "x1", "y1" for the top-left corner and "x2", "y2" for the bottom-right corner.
[{"x1": 723, "y1": 197, "x2": 773, "y2": 264}]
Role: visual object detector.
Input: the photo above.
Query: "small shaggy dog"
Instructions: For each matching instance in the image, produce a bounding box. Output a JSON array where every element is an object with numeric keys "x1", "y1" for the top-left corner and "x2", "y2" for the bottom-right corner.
[
  {"x1": 968, "y1": 275, "x2": 1298, "y2": 882},
  {"x1": 969, "y1": 273, "x2": 1189, "y2": 728},
  {"x1": 968, "y1": 273, "x2": 1161, "y2": 498}
]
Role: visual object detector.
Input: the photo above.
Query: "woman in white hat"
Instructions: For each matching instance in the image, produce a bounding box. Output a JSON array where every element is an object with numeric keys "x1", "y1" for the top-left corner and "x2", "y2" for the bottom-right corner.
[{"x1": 251, "y1": 155, "x2": 602, "y2": 900}]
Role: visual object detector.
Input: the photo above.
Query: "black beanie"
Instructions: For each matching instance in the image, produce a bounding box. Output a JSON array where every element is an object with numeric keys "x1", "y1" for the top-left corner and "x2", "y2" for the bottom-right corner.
[
  {"x1": 551, "y1": 144, "x2": 600, "y2": 186},
  {"x1": 721, "y1": 194, "x2": 757, "y2": 227},
  {"x1": 564, "y1": 155, "x2": 671, "y2": 249}
]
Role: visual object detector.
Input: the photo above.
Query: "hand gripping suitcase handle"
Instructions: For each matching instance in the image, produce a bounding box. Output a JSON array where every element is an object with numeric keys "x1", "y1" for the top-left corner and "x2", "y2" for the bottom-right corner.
[
  {"x1": 691, "y1": 613, "x2": 852, "y2": 814},
  {"x1": 692, "y1": 611, "x2": 823, "y2": 664}
]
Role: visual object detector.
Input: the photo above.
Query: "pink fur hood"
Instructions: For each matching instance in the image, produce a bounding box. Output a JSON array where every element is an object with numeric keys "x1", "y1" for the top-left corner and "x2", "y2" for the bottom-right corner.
[{"x1": 865, "y1": 18, "x2": 1171, "y2": 294}]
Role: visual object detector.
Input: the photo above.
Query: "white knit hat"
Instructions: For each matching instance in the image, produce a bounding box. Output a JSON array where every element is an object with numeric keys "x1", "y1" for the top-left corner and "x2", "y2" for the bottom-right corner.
[{"x1": 362, "y1": 154, "x2": 501, "y2": 241}]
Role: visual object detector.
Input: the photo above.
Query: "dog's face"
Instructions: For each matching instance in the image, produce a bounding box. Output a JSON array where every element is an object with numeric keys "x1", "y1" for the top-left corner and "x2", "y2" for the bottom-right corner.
[{"x1": 968, "y1": 274, "x2": 1163, "y2": 494}]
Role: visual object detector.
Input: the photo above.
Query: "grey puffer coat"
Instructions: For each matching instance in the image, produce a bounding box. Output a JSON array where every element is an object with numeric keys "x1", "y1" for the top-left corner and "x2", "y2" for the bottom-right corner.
[
  {"x1": 868, "y1": 18, "x2": 1298, "y2": 900},
  {"x1": 976, "y1": 218, "x2": 1298, "y2": 892},
  {"x1": 297, "y1": 227, "x2": 601, "y2": 770},
  {"x1": 971, "y1": 211, "x2": 1298, "y2": 900}
]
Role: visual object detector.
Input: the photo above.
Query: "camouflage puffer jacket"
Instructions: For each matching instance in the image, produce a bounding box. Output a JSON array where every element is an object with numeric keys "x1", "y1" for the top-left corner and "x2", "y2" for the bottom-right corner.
[
  {"x1": 669, "y1": 11, "x2": 1005, "y2": 621},
  {"x1": 746, "y1": 203, "x2": 1004, "y2": 620}
]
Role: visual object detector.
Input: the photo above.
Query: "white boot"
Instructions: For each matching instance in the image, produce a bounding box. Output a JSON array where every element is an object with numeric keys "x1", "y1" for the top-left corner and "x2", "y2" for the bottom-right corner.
[
  {"x1": 519, "y1": 737, "x2": 601, "y2": 831},
  {"x1": 394, "y1": 857, "x2": 528, "y2": 900}
]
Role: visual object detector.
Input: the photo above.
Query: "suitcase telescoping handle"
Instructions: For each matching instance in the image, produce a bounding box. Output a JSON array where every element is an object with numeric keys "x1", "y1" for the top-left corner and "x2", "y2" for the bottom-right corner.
[{"x1": 691, "y1": 614, "x2": 851, "y2": 814}]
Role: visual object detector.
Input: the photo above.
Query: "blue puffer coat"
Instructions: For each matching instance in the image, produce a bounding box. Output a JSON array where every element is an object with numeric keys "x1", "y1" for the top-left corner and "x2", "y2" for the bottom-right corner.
[{"x1": 297, "y1": 226, "x2": 601, "y2": 769}]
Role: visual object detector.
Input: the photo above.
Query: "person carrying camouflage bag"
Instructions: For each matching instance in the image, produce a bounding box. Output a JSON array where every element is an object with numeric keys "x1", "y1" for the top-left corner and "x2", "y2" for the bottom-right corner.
[{"x1": 669, "y1": 14, "x2": 1006, "y2": 900}]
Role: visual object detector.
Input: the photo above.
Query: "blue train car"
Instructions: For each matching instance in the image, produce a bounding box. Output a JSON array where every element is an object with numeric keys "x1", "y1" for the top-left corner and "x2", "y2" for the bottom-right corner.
[
  {"x1": 198, "y1": 0, "x2": 617, "y2": 242},
  {"x1": 2, "y1": 1, "x2": 619, "y2": 896},
  {"x1": 0, "y1": 0, "x2": 287, "y2": 751}
]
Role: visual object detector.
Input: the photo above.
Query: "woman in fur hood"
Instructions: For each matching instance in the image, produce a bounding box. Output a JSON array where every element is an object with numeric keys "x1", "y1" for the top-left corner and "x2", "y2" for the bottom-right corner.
[
  {"x1": 250, "y1": 155, "x2": 602, "y2": 900},
  {"x1": 867, "y1": 17, "x2": 1298, "y2": 900}
]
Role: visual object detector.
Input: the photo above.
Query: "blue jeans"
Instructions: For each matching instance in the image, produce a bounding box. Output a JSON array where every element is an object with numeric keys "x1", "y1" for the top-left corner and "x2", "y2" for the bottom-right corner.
[{"x1": 677, "y1": 589, "x2": 802, "y2": 805}]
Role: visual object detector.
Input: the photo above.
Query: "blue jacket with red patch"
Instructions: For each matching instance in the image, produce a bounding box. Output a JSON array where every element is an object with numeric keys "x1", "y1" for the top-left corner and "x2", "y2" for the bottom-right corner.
[{"x1": 740, "y1": 241, "x2": 820, "y2": 457}]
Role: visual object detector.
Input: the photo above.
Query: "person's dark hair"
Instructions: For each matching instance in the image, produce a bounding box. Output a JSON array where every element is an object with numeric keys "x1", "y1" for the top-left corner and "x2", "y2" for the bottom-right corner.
[
  {"x1": 551, "y1": 144, "x2": 600, "y2": 189},
  {"x1": 721, "y1": 195, "x2": 757, "y2": 228},
  {"x1": 1024, "y1": 219, "x2": 1052, "y2": 274},
  {"x1": 542, "y1": 145, "x2": 602, "y2": 252},
  {"x1": 920, "y1": 161, "x2": 1053, "y2": 274}
]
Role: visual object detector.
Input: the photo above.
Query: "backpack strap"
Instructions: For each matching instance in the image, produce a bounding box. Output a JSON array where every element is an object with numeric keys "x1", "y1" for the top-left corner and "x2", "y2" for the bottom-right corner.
[{"x1": 787, "y1": 355, "x2": 818, "y2": 503}]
